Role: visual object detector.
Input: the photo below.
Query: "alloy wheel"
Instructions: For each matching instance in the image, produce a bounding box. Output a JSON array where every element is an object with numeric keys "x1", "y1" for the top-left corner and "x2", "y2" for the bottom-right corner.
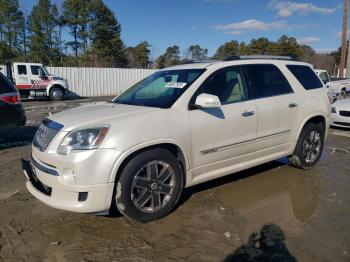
[{"x1": 131, "y1": 160, "x2": 176, "y2": 213}]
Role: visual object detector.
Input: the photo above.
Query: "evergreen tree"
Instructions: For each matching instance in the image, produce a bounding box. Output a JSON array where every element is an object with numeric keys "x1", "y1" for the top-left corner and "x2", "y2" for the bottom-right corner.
[
  {"x1": 0, "y1": 0, "x2": 25, "y2": 60},
  {"x1": 275, "y1": 35, "x2": 302, "y2": 58},
  {"x1": 247, "y1": 37, "x2": 274, "y2": 55},
  {"x1": 125, "y1": 41, "x2": 151, "y2": 68},
  {"x1": 156, "y1": 45, "x2": 181, "y2": 68},
  {"x1": 63, "y1": 0, "x2": 91, "y2": 62},
  {"x1": 185, "y1": 44, "x2": 208, "y2": 61},
  {"x1": 214, "y1": 41, "x2": 240, "y2": 59},
  {"x1": 89, "y1": 0, "x2": 125, "y2": 67},
  {"x1": 27, "y1": 0, "x2": 59, "y2": 65}
]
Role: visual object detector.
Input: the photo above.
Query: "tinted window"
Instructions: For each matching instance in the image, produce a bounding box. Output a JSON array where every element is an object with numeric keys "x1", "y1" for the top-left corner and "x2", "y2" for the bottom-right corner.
[
  {"x1": 17, "y1": 65, "x2": 27, "y2": 75},
  {"x1": 245, "y1": 64, "x2": 293, "y2": 98},
  {"x1": 0, "y1": 73, "x2": 16, "y2": 94},
  {"x1": 193, "y1": 66, "x2": 249, "y2": 105},
  {"x1": 287, "y1": 65, "x2": 323, "y2": 90},
  {"x1": 31, "y1": 65, "x2": 41, "y2": 75}
]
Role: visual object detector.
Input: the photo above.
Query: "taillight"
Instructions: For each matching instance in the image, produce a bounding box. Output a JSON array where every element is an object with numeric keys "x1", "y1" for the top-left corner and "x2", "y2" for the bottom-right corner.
[{"x1": 0, "y1": 92, "x2": 20, "y2": 104}]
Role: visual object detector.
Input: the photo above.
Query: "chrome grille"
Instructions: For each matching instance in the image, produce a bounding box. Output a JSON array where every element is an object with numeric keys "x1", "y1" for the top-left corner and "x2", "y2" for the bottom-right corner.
[
  {"x1": 33, "y1": 119, "x2": 63, "y2": 152},
  {"x1": 339, "y1": 111, "x2": 350, "y2": 117}
]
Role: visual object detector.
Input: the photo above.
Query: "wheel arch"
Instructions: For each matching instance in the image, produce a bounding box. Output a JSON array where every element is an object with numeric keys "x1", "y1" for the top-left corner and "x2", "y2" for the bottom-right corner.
[
  {"x1": 46, "y1": 84, "x2": 65, "y2": 96},
  {"x1": 109, "y1": 141, "x2": 189, "y2": 185},
  {"x1": 296, "y1": 114, "x2": 327, "y2": 142}
]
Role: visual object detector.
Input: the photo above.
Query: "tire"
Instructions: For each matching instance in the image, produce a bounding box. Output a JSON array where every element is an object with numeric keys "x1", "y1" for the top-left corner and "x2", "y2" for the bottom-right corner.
[
  {"x1": 288, "y1": 123, "x2": 325, "y2": 170},
  {"x1": 49, "y1": 86, "x2": 64, "y2": 101},
  {"x1": 115, "y1": 148, "x2": 184, "y2": 223},
  {"x1": 339, "y1": 89, "x2": 347, "y2": 100}
]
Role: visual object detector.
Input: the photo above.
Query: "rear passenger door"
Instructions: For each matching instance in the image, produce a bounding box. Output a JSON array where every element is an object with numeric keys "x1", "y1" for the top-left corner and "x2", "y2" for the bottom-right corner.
[{"x1": 245, "y1": 64, "x2": 300, "y2": 152}]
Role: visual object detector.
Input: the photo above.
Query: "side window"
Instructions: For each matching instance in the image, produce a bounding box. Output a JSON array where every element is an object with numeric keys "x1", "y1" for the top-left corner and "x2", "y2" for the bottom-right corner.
[
  {"x1": 286, "y1": 65, "x2": 323, "y2": 90},
  {"x1": 193, "y1": 66, "x2": 249, "y2": 105},
  {"x1": 245, "y1": 64, "x2": 293, "y2": 98},
  {"x1": 31, "y1": 65, "x2": 41, "y2": 75},
  {"x1": 17, "y1": 65, "x2": 27, "y2": 75},
  {"x1": 319, "y1": 72, "x2": 329, "y2": 84}
]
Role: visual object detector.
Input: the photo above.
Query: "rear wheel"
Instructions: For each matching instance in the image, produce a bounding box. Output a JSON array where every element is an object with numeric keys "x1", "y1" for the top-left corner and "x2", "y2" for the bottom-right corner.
[
  {"x1": 288, "y1": 123, "x2": 324, "y2": 169},
  {"x1": 115, "y1": 148, "x2": 184, "y2": 223},
  {"x1": 49, "y1": 87, "x2": 64, "y2": 101}
]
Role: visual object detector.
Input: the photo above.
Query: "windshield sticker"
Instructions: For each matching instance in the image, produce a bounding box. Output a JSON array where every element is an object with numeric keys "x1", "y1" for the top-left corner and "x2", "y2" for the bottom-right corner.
[{"x1": 164, "y1": 82, "x2": 187, "y2": 88}]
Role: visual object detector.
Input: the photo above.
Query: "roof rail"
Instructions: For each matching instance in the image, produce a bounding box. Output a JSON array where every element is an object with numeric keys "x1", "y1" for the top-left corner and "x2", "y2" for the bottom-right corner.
[
  {"x1": 185, "y1": 59, "x2": 220, "y2": 64},
  {"x1": 223, "y1": 55, "x2": 298, "y2": 61}
]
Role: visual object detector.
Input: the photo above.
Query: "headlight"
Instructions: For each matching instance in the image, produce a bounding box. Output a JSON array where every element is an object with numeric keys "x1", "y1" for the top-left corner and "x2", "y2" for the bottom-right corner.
[
  {"x1": 331, "y1": 107, "x2": 337, "y2": 113},
  {"x1": 57, "y1": 126, "x2": 109, "y2": 155}
]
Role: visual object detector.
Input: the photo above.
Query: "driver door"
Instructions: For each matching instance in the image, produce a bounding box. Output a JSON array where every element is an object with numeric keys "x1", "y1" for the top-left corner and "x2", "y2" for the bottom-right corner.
[{"x1": 189, "y1": 66, "x2": 258, "y2": 180}]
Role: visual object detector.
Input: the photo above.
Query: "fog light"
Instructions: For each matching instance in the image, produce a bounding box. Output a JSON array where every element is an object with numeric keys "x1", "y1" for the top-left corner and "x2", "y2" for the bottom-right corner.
[{"x1": 78, "y1": 192, "x2": 88, "y2": 202}]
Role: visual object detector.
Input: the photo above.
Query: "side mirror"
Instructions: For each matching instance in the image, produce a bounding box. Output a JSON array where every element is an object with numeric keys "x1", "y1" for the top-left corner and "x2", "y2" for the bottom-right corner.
[
  {"x1": 322, "y1": 79, "x2": 328, "y2": 85},
  {"x1": 195, "y1": 93, "x2": 221, "y2": 109}
]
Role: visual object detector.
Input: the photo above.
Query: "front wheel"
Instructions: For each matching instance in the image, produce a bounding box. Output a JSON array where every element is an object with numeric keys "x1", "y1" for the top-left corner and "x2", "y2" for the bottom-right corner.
[
  {"x1": 288, "y1": 123, "x2": 324, "y2": 169},
  {"x1": 49, "y1": 87, "x2": 64, "y2": 101},
  {"x1": 115, "y1": 148, "x2": 184, "y2": 223}
]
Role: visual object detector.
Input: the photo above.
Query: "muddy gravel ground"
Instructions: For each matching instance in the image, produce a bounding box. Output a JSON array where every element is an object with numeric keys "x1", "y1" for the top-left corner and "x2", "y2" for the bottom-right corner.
[{"x1": 0, "y1": 97, "x2": 350, "y2": 262}]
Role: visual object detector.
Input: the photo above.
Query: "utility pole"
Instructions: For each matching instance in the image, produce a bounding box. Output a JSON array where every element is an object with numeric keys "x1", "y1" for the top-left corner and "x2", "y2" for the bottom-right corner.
[{"x1": 339, "y1": 0, "x2": 348, "y2": 78}]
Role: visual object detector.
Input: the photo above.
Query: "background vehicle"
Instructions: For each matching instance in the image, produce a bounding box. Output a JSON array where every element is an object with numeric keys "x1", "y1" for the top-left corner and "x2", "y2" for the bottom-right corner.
[
  {"x1": 331, "y1": 98, "x2": 350, "y2": 128},
  {"x1": 0, "y1": 62, "x2": 69, "y2": 101},
  {"x1": 23, "y1": 56, "x2": 330, "y2": 223},
  {"x1": 0, "y1": 72, "x2": 26, "y2": 133},
  {"x1": 315, "y1": 69, "x2": 350, "y2": 101}
]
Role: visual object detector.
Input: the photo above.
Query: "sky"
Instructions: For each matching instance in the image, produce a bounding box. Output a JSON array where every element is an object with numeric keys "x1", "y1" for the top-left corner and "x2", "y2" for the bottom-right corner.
[{"x1": 19, "y1": 0, "x2": 344, "y2": 58}]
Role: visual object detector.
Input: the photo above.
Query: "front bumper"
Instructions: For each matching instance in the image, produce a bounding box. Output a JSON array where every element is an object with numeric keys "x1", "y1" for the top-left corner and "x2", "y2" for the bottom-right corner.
[
  {"x1": 21, "y1": 148, "x2": 120, "y2": 213},
  {"x1": 331, "y1": 113, "x2": 350, "y2": 128}
]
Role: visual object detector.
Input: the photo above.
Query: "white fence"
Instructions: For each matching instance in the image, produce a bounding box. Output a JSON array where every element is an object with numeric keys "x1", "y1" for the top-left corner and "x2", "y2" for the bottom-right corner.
[{"x1": 47, "y1": 67, "x2": 157, "y2": 97}]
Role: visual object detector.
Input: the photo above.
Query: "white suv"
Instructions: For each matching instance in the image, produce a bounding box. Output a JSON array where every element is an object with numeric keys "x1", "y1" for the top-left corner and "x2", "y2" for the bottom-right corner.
[{"x1": 22, "y1": 56, "x2": 330, "y2": 223}]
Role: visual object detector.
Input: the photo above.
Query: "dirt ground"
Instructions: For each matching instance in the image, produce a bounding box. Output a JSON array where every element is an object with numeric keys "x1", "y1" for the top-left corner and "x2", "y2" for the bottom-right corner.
[{"x1": 0, "y1": 97, "x2": 350, "y2": 262}]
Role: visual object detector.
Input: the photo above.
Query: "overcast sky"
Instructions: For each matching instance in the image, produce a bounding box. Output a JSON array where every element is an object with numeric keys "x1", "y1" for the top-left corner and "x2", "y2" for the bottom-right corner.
[{"x1": 19, "y1": 0, "x2": 344, "y2": 57}]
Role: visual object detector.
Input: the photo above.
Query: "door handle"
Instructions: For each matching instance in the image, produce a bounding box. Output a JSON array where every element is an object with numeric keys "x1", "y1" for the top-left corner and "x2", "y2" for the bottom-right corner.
[
  {"x1": 289, "y1": 102, "x2": 298, "y2": 108},
  {"x1": 241, "y1": 111, "x2": 255, "y2": 117}
]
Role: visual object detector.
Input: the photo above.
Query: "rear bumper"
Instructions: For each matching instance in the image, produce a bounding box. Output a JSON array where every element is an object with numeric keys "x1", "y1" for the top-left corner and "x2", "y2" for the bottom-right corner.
[{"x1": 21, "y1": 157, "x2": 115, "y2": 213}]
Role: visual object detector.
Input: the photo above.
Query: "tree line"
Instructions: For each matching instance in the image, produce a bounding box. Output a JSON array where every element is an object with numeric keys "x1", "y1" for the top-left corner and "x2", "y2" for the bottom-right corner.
[{"x1": 0, "y1": 0, "x2": 340, "y2": 73}]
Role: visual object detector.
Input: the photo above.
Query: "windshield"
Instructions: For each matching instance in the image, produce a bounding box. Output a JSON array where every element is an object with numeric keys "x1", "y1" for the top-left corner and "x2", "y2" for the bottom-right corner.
[
  {"x1": 113, "y1": 69, "x2": 205, "y2": 108},
  {"x1": 42, "y1": 66, "x2": 50, "y2": 76}
]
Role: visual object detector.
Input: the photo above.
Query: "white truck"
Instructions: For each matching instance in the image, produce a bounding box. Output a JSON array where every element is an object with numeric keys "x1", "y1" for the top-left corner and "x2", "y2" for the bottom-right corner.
[
  {"x1": 0, "y1": 62, "x2": 69, "y2": 101},
  {"x1": 315, "y1": 69, "x2": 350, "y2": 101}
]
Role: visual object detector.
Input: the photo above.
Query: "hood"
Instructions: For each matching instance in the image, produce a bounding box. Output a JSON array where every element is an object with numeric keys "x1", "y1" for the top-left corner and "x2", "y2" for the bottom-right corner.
[
  {"x1": 333, "y1": 98, "x2": 350, "y2": 109},
  {"x1": 47, "y1": 102, "x2": 159, "y2": 131}
]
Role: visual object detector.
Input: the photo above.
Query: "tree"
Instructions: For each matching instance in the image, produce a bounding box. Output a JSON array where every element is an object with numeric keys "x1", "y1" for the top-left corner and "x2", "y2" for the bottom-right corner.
[
  {"x1": 89, "y1": 0, "x2": 125, "y2": 67},
  {"x1": 125, "y1": 41, "x2": 151, "y2": 68},
  {"x1": 0, "y1": 0, "x2": 25, "y2": 59},
  {"x1": 156, "y1": 45, "x2": 181, "y2": 68},
  {"x1": 27, "y1": 0, "x2": 59, "y2": 65},
  {"x1": 185, "y1": 44, "x2": 208, "y2": 61},
  {"x1": 63, "y1": 0, "x2": 91, "y2": 61},
  {"x1": 214, "y1": 40, "x2": 239, "y2": 59},
  {"x1": 275, "y1": 35, "x2": 302, "y2": 58},
  {"x1": 247, "y1": 37, "x2": 277, "y2": 55}
]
